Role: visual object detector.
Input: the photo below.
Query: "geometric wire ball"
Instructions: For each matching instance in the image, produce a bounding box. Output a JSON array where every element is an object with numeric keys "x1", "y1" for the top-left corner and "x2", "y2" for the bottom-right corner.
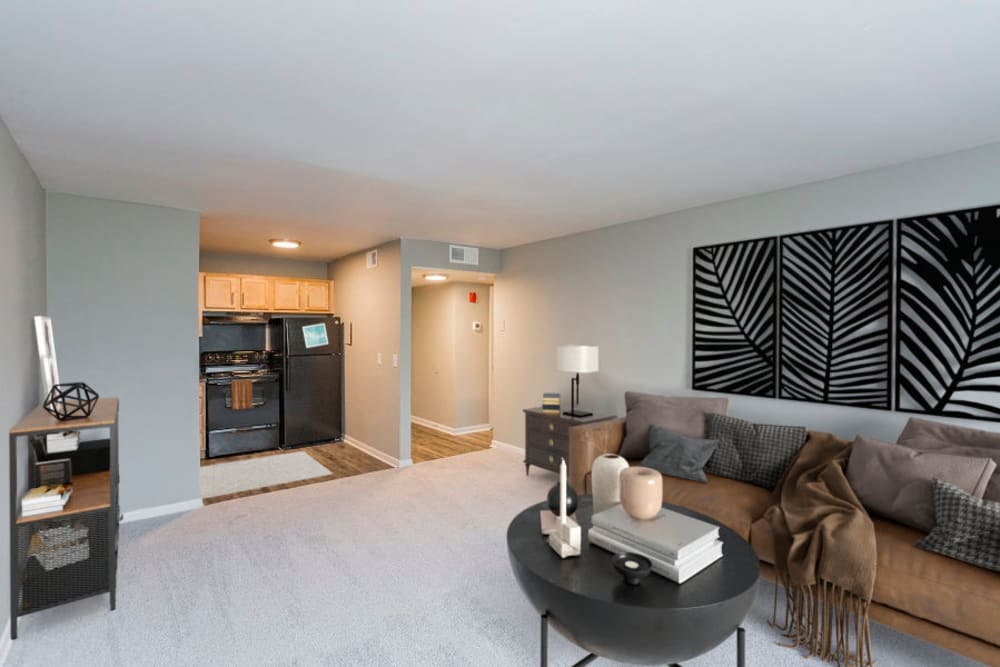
[{"x1": 43, "y1": 382, "x2": 99, "y2": 421}]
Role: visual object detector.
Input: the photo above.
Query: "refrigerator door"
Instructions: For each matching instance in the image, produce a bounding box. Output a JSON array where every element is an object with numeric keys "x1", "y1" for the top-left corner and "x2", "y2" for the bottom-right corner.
[
  {"x1": 283, "y1": 354, "x2": 343, "y2": 446},
  {"x1": 283, "y1": 317, "x2": 341, "y2": 357}
]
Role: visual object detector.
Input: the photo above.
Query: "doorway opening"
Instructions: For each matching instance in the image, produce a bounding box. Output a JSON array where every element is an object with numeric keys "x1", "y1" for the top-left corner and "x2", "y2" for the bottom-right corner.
[{"x1": 409, "y1": 266, "x2": 494, "y2": 464}]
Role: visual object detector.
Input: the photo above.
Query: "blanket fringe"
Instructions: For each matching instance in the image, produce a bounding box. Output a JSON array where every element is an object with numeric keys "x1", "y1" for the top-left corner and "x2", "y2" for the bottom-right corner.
[{"x1": 770, "y1": 575, "x2": 874, "y2": 667}]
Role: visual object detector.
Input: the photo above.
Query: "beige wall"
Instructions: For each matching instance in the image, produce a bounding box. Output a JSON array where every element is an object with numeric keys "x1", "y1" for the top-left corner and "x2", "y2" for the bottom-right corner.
[
  {"x1": 331, "y1": 241, "x2": 403, "y2": 462},
  {"x1": 411, "y1": 282, "x2": 490, "y2": 429},
  {"x1": 0, "y1": 115, "x2": 46, "y2": 642},
  {"x1": 493, "y1": 142, "x2": 1000, "y2": 448}
]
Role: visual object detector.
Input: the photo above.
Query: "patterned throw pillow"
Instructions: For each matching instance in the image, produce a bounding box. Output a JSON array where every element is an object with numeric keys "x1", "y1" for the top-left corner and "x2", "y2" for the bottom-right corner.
[
  {"x1": 705, "y1": 414, "x2": 808, "y2": 489},
  {"x1": 918, "y1": 479, "x2": 1000, "y2": 573}
]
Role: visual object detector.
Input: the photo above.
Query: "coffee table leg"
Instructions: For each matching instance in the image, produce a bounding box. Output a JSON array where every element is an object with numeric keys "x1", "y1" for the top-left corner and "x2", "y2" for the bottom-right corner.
[{"x1": 737, "y1": 626, "x2": 745, "y2": 667}]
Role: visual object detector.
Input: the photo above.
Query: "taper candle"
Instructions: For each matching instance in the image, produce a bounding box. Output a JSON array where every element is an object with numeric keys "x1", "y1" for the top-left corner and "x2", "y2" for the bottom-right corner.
[{"x1": 559, "y1": 457, "x2": 567, "y2": 523}]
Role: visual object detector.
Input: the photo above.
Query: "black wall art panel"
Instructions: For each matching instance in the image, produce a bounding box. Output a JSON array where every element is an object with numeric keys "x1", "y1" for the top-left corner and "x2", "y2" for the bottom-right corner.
[
  {"x1": 779, "y1": 221, "x2": 892, "y2": 409},
  {"x1": 693, "y1": 238, "x2": 777, "y2": 397},
  {"x1": 896, "y1": 206, "x2": 1000, "y2": 421}
]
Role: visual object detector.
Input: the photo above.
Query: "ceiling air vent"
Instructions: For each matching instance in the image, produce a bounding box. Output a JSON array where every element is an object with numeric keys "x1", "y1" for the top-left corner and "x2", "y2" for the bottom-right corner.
[
  {"x1": 449, "y1": 244, "x2": 479, "y2": 266},
  {"x1": 366, "y1": 249, "x2": 378, "y2": 269}
]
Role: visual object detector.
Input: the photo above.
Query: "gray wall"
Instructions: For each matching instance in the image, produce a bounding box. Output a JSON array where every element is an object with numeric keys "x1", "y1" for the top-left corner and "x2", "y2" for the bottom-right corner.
[
  {"x1": 46, "y1": 193, "x2": 201, "y2": 512},
  {"x1": 331, "y1": 241, "x2": 403, "y2": 462},
  {"x1": 411, "y1": 282, "x2": 491, "y2": 429},
  {"x1": 200, "y1": 251, "x2": 329, "y2": 279},
  {"x1": 0, "y1": 117, "x2": 46, "y2": 640},
  {"x1": 493, "y1": 142, "x2": 1000, "y2": 447}
]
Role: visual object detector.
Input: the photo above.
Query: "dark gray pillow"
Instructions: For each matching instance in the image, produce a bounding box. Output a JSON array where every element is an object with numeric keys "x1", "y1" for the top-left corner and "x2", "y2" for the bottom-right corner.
[
  {"x1": 918, "y1": 479, "x2": 1000, "y2": 573},
  {"x1": 704, "y1": 414, "x2": 807, "y2": 489},
  {"x1": 619, "y1": 392, "x2": 728, "y2": 459},
  {"x1": 640, "y1": 426, "x2": 718, "y2": 483}
]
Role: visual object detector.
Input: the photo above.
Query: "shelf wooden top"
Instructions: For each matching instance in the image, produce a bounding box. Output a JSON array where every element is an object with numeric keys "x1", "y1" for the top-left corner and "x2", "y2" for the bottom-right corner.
[
  {"x1": 10, "y1": 398, "x2": 119, "y2": 436},
  {"x1": 17, "y1": 470, "x2": 111, "y2": 524}
]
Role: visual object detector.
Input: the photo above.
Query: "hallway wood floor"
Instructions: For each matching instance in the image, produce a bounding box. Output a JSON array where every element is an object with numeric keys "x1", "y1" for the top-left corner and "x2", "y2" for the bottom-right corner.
[{"x1": 411, "y1": 423, "x2": 493, "y2": 464}]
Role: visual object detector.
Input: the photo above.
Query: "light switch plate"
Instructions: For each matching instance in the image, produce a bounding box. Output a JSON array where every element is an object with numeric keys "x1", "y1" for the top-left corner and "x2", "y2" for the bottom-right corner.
[
  {"x1": 376, "y1": 352, "x2": 382, "y2": 366},
  {"x1": 392, "y1": 353, "x2": 398, "y2": 368}
]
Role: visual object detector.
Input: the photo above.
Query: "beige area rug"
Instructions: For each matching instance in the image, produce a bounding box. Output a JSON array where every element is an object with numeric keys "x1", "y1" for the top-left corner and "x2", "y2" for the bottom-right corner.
[{"x1": 199, "y1": 451, "x2": 330, "y2": 497}]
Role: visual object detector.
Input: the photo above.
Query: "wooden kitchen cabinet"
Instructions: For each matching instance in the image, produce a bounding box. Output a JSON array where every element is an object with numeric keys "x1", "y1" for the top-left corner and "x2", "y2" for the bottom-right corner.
[
  {"x1": 203, "y1": 275, "x2": 240, "y2": 310},
  {"x1": 273, "y1": 279, "x2": 301, "y2": 311},
  {"x1": 240, "y1": 276, "x2": 272, "y2": 310},
  {"x1": 303, "y1": 281, "x2": 331, "y2": 312}
]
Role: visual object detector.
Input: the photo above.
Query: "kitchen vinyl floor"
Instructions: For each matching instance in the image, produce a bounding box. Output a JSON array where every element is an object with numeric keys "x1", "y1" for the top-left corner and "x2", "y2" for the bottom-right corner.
[{"x1": 410, "y1": 423, "x2": 493, "y2": 463}]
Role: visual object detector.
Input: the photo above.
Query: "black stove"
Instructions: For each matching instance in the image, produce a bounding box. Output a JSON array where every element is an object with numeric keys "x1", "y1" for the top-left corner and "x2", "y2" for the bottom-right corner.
[{"x1": 201, "y1": 350, "x2": 280, "y2": 458}]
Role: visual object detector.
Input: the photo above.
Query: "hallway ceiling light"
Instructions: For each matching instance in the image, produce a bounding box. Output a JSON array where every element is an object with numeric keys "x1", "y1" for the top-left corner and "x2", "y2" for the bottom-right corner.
[
  {"x1": 269, "y1": 239, "x2": 301, "y2": 249},
  {"x1": 424, "y1": 273, "x2": 448, "y2": 282}
]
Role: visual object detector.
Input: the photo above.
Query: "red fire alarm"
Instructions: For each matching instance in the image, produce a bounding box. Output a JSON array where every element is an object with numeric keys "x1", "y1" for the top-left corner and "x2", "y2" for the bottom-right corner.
[{"x1": 469, "y1": 291, "x2": 478, "y2": 303}]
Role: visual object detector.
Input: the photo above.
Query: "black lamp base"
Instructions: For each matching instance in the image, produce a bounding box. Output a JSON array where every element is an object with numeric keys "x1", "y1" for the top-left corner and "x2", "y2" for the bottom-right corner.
[{"x1": 563, "y1": 409, "x2": 593, "y2": 418}]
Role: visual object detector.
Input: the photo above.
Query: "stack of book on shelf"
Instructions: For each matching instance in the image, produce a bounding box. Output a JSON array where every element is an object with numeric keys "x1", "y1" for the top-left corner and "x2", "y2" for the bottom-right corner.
[
  {"x1": 21, "y1": 483, "x2": 73, "y2": 518},
  {"x1": 542, "y1": 393, "x2": 561, "y2": 415},
  {"x1": 590, "y1": 504, "x2": 723, "y2": 583},
  {"x1": 45, "y1": 430, "x2": 80, "y2": 454}
]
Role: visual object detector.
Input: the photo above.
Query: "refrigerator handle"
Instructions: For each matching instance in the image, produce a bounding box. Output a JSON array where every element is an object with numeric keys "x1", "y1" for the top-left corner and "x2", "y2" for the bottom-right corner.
[{"x1": 284, "y1": 324, "x2": 290, "y2": 393}]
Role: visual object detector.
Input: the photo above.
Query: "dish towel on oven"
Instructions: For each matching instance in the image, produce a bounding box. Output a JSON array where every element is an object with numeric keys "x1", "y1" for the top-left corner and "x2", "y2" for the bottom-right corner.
[{"x1": 231, "y1": 379, "x2": 254, "y2": 410}]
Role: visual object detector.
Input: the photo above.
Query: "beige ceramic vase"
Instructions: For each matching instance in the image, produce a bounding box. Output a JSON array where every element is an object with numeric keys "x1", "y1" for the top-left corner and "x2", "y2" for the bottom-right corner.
[{"x1": 619, "y1": 467, "x2": 663, "y2": 520}]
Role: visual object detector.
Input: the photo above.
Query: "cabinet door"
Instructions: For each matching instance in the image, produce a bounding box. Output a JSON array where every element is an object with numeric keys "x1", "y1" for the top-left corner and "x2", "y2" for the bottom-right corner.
[
  {"x1": 240, "y1": 276, "x2": 272, "y2": 310},
  {"x1": 303, "y1": 281, "x2": 331, "y2": 312},
  {"x1": 273, "y1": 280, "x2": 302, "y2": 311},
  {"x1": 204, "y1": 275, "x2": 239, "y2": 310}
]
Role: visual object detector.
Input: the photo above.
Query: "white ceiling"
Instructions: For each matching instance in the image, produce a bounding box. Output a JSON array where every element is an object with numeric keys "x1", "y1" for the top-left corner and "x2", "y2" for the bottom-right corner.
[{"x1": 3, "y1": 3, "x2": 1000, "y2": 261}]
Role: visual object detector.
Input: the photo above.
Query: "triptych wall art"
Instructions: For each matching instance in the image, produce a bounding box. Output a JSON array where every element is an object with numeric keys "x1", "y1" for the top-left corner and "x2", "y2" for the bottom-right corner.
[{"x1": 691, "y1": 204, "x2": 1000, "y2": 422}]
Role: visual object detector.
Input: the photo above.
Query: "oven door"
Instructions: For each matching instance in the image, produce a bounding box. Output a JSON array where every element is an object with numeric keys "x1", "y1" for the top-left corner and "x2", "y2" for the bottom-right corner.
[{"x1": 205, "y1": 376, "x2": 280, "y2": 431}]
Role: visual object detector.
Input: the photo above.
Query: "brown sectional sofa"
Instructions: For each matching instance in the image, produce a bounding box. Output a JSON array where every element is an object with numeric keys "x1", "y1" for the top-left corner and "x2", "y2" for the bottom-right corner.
[{"x1": 568, "y1": 417, "x2": 1000, "y2": 667}]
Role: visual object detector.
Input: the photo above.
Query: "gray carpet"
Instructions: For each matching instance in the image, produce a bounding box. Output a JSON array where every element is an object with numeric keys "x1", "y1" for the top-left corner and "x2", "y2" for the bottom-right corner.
[{"x1": 8, "y1": 446, "x2": 983, "y2": 666}]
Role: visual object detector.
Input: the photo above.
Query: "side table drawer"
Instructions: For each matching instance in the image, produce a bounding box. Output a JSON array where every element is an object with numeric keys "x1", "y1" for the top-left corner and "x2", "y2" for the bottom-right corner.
[
  {"x1": 525, "y1": 412, "x2": 569, "y2": 439},
  {"x1": 525, "y1": 447, "x2": 561, "y2": 471}
]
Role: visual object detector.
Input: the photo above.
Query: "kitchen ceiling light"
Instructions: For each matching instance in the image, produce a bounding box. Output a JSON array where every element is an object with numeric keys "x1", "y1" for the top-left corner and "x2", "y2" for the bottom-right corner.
[
  {"x1": 269, "y1": 239, "x2": 301, "y2": 249},
  {"x1": 424, "y1": 273, "x2": 448, "y2": 282}
]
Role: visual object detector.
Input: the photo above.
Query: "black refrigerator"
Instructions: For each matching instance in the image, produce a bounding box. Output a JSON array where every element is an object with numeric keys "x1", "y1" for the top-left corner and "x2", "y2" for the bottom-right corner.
[{"x1": 270, "y1": 316, "x2": 344, "y2": 447}]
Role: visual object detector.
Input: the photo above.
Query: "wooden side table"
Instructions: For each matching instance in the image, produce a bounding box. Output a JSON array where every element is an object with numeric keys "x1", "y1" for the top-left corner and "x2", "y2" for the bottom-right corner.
[
  {"x1": 8, "y1": 398, "x2": 120, "y2": 639},
  {"x1": 522, "y1": 408, "x2": 613, "y2": 476}
]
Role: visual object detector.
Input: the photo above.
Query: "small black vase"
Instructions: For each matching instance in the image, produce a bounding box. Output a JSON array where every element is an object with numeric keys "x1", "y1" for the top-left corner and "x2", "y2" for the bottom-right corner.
[{"x1": 547, "y1": 483, "x2": 578, "y2": 516}]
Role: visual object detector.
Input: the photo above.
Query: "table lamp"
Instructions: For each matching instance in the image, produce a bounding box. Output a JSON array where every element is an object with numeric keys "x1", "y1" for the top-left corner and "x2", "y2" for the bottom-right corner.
[{"x1": 556, "y1": 345, "x2": 599, "y2": 417}]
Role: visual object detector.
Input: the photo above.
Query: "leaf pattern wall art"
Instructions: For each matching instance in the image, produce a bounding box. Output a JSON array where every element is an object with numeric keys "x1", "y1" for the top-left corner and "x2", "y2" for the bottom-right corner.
[
  {"x1": 896, "y1": 206, "x2": 1000, "y2": 421},
  {"x1": 693, "y1": 238, "x2": 777, "y2": 397},
  {"x1": 779, "y1": 222, "x2": 892, "y2": 408}
]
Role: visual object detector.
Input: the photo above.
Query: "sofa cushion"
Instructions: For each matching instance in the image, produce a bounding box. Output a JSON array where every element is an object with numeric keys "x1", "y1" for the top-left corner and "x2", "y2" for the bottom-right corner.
[
  {"x1": 660, "y1": 472, "x2": 772, "y2": 540},
  {"x1": 918, "y1": 480, "x2": 1000, "y2": 573},
  {"x1": 899, "y1": 417, "x2": 1000, "y2": 502},
  {"x1": 846, "y1": 436, "x2": 996, "y2": 532},
  {"x1": 872, "y1": 517, "x2": 1000, "y2": 646},
  {"x1": 640, "y1": 426, "x2": 717, "y2": 483},
  {"x1": 619, "y1": 393, "x2": 728, "y2": 459},
  {"x1": 750, "y1": 514, "x2": 1000, "y2": 646},
  {"x1": 704, "y1": 413, "x2": 808, "y2": 489}
]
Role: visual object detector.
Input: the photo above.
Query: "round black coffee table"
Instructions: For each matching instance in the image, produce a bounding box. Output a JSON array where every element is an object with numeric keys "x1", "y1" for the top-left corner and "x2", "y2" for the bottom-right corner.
[{"x1": 507, "y1": 496, "x2": 759, "y2": 666}]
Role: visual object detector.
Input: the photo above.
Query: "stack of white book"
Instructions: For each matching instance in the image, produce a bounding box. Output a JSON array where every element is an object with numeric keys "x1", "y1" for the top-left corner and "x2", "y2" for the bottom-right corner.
[
  {"x1": 590, "y1": 505, "x2": 723, "y2": 583},
  {"x1": 21, "y1": 484, "x2": 73, "y2": 517},
  {"x1": 45, "y1": 430, "x2": 80, "y2": 454}
]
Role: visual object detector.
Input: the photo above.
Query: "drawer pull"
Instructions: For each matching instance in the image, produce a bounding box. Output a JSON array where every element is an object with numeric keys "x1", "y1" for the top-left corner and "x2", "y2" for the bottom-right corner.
[
  {"x1": 548, "y1": 455, "x2": 555, "y2": 464},
  {"x1": 548, "y1": 438, "x2": 555, "y2": 447},
  {"x1": 548, "y1": 423, "x2": 555, "y2": 432}
]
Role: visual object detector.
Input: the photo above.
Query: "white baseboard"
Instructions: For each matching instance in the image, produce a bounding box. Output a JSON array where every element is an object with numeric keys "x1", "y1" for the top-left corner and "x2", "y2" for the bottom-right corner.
[
  {"x1": 344, "y1": 435, "x2": 406, "y2": 468},
  {"x1": 122, "y1": 498, "x2": 203, "y2": 523},
  {"x1": 0, "y1": 618, "x2": 10, "y2": 665},
  {"x1": 411, "y1": 416, "x2": 492, "y2": 436},
  {"x1": 491, "y1": 439, "x2": 522, "y2": 453}
]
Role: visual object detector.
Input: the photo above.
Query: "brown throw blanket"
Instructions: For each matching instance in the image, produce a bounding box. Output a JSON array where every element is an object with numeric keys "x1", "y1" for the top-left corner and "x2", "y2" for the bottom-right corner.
[{"x1": 763, "y1": 432, "x2": 877, "y2": 666}]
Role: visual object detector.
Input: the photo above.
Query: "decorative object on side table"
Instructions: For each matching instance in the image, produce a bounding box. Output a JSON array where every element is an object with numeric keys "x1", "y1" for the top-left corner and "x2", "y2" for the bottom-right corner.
[
  {"x1": 43, "y1": 382, "x2": 99, "y2": 421},
  {"x1": 556, "y1": 345, "x2": 599, "y2": 417},
  {"x1": 547, "y1": 483, "x2": 578, "y2": 516},
  {"x1": 591, "y1": 453, "x2": 629, "y2": 513},
  {"x1": 547, "y1": 458, "x2": 582, "y2": 558},
  {"x1": 613, "y1": 553, "x2": 652, "y2": 585},
  {"x1": 620, "y1": 466, "x2": 663, "y2": 520},
  {"x1": 542, "y1": 393, "x2": 561, "y2": 415}
]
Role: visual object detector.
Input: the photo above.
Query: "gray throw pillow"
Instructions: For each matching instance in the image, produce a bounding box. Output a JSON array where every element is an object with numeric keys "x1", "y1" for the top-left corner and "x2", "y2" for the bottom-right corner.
[
  {"x1": 918, "y1": 479, "x2": 1000, "y2": 573},
  {"x1": 704, "y1": 414, "x2": 807, "y2": 489},
  {"x1": 619, "y1": 392, "x2": 728, "y2": 460},
  {"x1": 640, "y1": 425, "x2": 718, "y2": 483},
  {"x1": 846, "y1": 436, "x2": 997, "y2": 532},
  {"x1": 898, "y1": 417, "x2": 1000, "y2": 502}
]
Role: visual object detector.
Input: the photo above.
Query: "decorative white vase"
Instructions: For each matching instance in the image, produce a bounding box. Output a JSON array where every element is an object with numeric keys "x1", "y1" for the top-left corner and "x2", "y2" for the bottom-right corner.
[{"x1": 591, "y1": 454, "x2": 629, "y2": 514}]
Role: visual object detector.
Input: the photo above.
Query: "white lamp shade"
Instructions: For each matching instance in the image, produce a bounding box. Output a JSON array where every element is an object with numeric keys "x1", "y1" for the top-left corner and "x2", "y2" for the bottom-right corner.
[{"x1": 557, "y1": 345, "x2": 599, "y2": 374}]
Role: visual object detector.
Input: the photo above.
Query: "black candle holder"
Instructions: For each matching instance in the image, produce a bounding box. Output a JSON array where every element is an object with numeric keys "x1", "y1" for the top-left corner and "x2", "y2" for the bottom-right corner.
[{"x1": 43, "y1": 383, "x2": 99, "y2": 421}]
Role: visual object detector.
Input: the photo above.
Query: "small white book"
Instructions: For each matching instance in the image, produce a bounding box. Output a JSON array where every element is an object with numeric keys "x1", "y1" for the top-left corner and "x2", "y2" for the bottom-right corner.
[
  {"x1": 591, "y1": 505, "x2": 719, "y2": 561},
  {"x1": 589, "y1": 527, "x2": 724, "y2": 583}
]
